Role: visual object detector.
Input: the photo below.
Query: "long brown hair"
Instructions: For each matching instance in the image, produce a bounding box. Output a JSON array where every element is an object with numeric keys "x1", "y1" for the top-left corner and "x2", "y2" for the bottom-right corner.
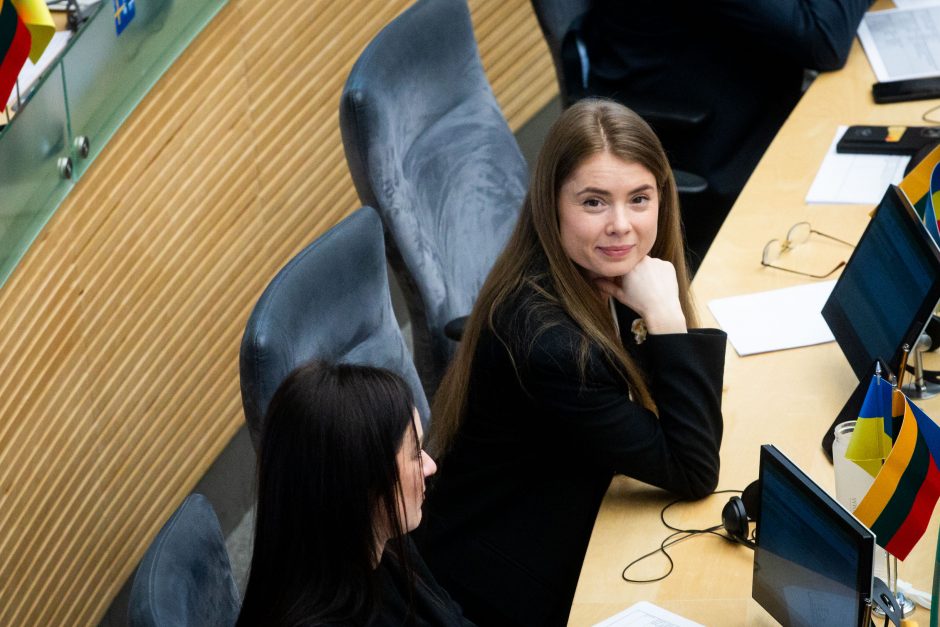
[{"x1": 427, "y1": 99, "x2": 697, "y2": 458}]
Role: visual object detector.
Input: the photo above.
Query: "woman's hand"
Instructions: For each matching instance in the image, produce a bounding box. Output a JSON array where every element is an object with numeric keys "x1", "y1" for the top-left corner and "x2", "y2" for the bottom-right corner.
[{"x1": 593, "y1": 256, "x2": 687, "y2": 334}]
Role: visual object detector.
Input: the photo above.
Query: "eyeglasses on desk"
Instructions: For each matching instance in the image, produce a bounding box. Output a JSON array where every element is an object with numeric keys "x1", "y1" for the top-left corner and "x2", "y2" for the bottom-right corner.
[{"x1": 761, "y1": 222, "x2": 854, "y2": 279}]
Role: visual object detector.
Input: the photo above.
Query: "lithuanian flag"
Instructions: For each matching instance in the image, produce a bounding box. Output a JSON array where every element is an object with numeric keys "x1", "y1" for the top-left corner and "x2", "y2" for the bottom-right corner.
[
  {"x1": 0, "y1": 0, "x2": 30, "y2": 108},
  {"x1": 853, "y1": 392, "x2": 940, "y2": 561},
  {"x1": 10, "y1": 0, "x2": 53, "y2": 63}
]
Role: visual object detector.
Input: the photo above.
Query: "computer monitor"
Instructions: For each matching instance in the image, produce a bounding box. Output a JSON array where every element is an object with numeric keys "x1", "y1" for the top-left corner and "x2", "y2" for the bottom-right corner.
[
  {"x1": 822, "y1": 184, "x2": 940, "y2": 381},
  {"x1": 752, "y1": 445, "x2": 875, "y2": 627}
]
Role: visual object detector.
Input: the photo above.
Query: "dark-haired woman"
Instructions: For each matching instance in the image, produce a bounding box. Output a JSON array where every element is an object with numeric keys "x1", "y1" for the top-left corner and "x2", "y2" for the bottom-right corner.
[
  {"x1": 236, "y1": 361, "x2": 474, "y2": 626},
  {"x1": 416, "y1": 99, "x2": 726, "y2": 626}
]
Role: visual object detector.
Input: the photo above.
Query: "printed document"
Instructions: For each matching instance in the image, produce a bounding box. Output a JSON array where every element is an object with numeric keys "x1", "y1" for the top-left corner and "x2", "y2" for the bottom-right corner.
[
  {"x1": 857, "y1": 5, "x2": 940, "y2": 81},
  {"x1": 806, "y1": 126, "x2": 909, "y2": 205},
  {"x1": 593, "y1": 601, "x2": 704, "y2": 627}
]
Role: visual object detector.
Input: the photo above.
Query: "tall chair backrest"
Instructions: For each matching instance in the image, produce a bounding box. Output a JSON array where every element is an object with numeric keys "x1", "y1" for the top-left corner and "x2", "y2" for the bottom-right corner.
[
  {"x1": 239, "y1": 206, "x2": 429, "y2": 450},
  {"x1": 340, "y1": 0, "x2": 527, "y2": 396},
  {"x1": 530, "y1": 0, "x2": 592, "y2": 107},
  {"x1": 128, "y1": 494, "x2": 240, "y2": 627}
]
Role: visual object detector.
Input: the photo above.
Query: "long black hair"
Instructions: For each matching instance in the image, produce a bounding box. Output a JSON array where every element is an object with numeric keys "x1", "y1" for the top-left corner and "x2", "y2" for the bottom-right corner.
[{"x1": 236, "y1": 361, "x2": 419, "y2": 626}]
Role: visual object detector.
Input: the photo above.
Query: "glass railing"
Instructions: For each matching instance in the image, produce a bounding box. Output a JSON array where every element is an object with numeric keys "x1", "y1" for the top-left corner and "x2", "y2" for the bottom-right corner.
[{"x1": 0, "y1": 0, "x2": 228, "y2": 287}]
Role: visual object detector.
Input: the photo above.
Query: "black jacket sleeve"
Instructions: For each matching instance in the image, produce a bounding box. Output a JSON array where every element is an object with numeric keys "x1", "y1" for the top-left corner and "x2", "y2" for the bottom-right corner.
[
  {"x1": 518, "y1": 323, "x2": 726, "y2": 499},
  {"x1": 710, "y1": 0, "x2": 874, "y2": 71}
]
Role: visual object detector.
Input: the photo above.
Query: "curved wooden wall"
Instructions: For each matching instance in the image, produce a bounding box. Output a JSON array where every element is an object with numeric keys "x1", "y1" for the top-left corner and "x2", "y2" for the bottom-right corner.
[{"x1": 0, "y1": 0, "x2": 556, "y2": 624}]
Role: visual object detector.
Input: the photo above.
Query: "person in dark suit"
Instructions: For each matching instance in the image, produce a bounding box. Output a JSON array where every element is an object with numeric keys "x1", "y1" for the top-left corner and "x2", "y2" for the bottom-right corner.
[
  {"x1": 415, "y1": 99, "x2": 726, "y2": 626},
  {"x1": 579, "y1": 0, "x2": 873, "y2": 267},
  {"x1": 237, "y1": 361, "x2": 474, "y2": 627}
]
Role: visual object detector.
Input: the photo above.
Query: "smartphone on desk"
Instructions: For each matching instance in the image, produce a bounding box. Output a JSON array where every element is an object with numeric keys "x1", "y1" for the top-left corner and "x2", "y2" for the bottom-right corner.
[
  {"x1": 872, "y1": 76, "x2": 940, "y2": 104},
  {"x1": 835, "y1": 125, "x2": 940, "y2": 156}
]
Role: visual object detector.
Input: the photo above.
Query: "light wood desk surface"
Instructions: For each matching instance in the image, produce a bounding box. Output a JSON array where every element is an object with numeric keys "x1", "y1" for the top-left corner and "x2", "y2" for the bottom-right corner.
[{"x1": 569, "y1": 3, "x2": 940, "y2": 625}]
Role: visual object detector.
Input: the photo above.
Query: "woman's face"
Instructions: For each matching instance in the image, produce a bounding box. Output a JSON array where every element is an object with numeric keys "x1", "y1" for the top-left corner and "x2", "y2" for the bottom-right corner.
[
  {"x1": 557, "y1": 151, "x2": 659, "y2": 281},
  {"x1": 395, "y1": 408, "x2": 437, "y2": 533}
]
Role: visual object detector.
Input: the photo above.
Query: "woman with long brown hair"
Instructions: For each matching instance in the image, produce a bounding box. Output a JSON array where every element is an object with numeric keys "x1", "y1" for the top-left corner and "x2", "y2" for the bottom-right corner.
[{"x1": 416, "y1": 99, "x2": 726, "y2": 627}]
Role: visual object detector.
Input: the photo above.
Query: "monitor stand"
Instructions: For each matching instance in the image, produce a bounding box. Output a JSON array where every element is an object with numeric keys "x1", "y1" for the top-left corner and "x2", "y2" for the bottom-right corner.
[{"x1": 901, "y1": 333, "x2": 940, "y2": 399}]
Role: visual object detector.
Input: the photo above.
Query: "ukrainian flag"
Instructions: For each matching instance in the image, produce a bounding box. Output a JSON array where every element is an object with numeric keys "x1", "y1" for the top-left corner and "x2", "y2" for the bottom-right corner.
[{"x1": 846, "y1": 374, "x2": 898, "y2": 477}]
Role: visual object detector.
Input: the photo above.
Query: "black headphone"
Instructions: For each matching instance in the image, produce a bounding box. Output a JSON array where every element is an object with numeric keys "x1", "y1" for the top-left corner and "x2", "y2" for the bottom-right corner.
[{"x1": 721, "y1": 480, "x2": 760, "y2": 550}]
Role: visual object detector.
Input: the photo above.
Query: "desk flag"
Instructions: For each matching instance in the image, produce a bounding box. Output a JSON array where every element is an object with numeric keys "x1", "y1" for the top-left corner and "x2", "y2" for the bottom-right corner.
[
  {"x1": 853, "y1": 390, "x2": 940, "y2": 560},
  {"x1": 10, "y1": 0, "x2": 53, "y2": 63},
  {"x1": 899, "y1": 143, "x2": 940, "y2": 248},
  {"x1": 0, "y1": 0, "x2": 30, "y2": 108},
  {"x1": 846, "y1": 374, "x2": 899, "y2": 477},
  {"x1": 923, "y1": 161, "x2": 940, "y2": 248}
]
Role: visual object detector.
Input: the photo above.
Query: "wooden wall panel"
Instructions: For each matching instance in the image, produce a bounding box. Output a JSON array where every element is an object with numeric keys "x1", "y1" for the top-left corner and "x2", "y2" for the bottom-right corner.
[{"x1": 0, "y1": 0, "x2": 556, "y2": 623}]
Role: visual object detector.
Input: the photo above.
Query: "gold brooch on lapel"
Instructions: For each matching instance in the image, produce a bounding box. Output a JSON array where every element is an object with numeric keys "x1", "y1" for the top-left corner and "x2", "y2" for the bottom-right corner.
[{"x1": 631, "y1": 319, "x2": 647, "y2": 345}]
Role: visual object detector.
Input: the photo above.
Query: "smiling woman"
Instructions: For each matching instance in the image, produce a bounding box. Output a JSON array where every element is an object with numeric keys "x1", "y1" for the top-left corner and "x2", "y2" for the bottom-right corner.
[
  {"x1": 415, "y1": 99, "x2": 727, "y2": 627},
  {"x1": 558, "y1": 153, "x2": 660, "y2": 280}
]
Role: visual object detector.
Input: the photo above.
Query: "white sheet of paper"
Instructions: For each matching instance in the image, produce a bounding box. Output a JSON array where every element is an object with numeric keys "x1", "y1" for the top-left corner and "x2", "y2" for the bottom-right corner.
[
  {"x1": 708, "y1": 281, "x2": 837, "y2": 357},
  {"x1": 805, "y1": 126, "x2": 909, "y2": 205},
  {"x1": 857, "y1": 5, "x2": 940, "y2": 81},
  {"x1": 593, "y1": 601, "x2": 704, "y2": 627},
  {"x1": 892, "y1": 0, "x2": 940, "y2": 8}
]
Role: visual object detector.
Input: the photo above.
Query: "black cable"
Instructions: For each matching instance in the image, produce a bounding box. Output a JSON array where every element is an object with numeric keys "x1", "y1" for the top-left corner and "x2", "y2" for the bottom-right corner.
[{"x1": 621, "y1": 489, "x2": 747, "y2": 584}]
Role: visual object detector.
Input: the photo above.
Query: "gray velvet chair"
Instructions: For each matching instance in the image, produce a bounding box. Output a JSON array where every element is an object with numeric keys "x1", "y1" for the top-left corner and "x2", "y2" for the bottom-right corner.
[
  {"x1": 128, "y1": 494, "x2": 240, "y2": 627},
  {"x1": 340, "y1": 0, "x2": 527, "y2": 397},
  {"x1": 238, "y1": 206, "x2": 429, "y2": 451}
]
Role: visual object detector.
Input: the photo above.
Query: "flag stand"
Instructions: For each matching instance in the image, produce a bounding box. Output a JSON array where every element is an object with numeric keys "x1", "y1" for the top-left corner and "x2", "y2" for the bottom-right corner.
[{"x1": 874, "y1": 551, "x2": 917, "y2": 619}]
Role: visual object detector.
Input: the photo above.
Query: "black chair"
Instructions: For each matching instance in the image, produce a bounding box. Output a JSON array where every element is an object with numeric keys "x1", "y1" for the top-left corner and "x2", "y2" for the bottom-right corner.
[
  {"x1": 528, "y1": 0, "x2": 591, "y2": 109},
  {"x1": 529, "y1": 0, "x2": 708, "y2": 198},
  {"x1": 128, "y1": 494, "x2": 240, "y2": 627},
  {"x1": 239, "y1": 206, "x2": 429, "y2": 450},
  {"x1": 340, "y1": 0, "x2": 527, "y2": 397}
]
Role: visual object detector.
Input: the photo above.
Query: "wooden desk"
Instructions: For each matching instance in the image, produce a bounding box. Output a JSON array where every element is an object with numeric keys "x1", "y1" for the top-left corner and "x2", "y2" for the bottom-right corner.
[{"x1": 569, "y1": 3, "x2": 940, "y2": 625}]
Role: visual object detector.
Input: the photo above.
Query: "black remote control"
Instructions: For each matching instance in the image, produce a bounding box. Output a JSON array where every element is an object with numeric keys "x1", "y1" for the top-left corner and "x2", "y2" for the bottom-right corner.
[{"x1": 873, "y1": 76, "x2": 940, "y2": 104}]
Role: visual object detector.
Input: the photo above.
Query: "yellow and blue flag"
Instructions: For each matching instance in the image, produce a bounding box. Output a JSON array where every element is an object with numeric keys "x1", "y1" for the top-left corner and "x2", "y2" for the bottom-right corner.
[
  {"x1": 846, "y1": 374, "x2": 899, "y2": 477},
  {"x1": 900, "y1": 144, "x2": 940, "y2": 248}
]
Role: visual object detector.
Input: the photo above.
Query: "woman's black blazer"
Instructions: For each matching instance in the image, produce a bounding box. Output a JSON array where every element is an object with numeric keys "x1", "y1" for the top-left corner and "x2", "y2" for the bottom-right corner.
[{"x1": 416, "y1": 283, "x2": 726, "y2": 626}]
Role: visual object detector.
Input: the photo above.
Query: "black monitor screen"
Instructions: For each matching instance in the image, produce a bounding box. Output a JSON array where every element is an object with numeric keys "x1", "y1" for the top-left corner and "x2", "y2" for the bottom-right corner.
[
  {"x1": 752, "y1": 445, "x2": 875, "y2": 627},
  {"x1": 822, "y1": 185, "x2": 940, "y2": 380}
]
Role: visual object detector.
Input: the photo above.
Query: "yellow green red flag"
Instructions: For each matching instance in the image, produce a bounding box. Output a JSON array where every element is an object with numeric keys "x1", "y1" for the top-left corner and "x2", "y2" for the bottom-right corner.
[
  {"x1": 10, "y1": 0, "x2": 53, "y2": 63},
  {"x1": 853, "y1": 392, "x2": 940, "y2": 560}
]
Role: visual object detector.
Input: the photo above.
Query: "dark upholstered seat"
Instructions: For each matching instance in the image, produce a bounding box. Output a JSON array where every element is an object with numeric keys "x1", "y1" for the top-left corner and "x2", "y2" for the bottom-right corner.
[
  {"x1": 238, "y1": 206, "x2": 428, "y2": 450},
  {"x1": 340, "y1": 0, "x2": 527, "y2": 396},
  {"x1": 530, "y1": 0, "x2": 708, "y2": 193},
  {"x1": 128, "y1": 494, "x2": 240, "y2": 627}
]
